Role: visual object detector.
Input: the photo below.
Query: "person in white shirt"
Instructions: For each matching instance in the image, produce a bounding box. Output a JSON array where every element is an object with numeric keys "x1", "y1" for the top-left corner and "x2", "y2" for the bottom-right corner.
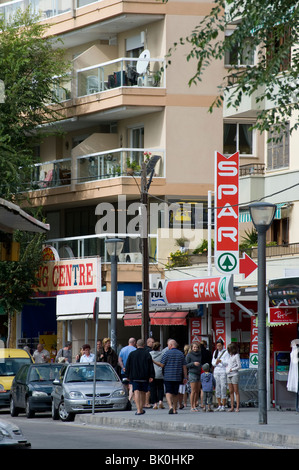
[
  {"x1": 226, "y1": 343, "x2": 241, "y2": 412},
  {"x1": 80, "y1": 344, "x2": 95, "y2": 363},
  {"x1": 33, "y1": 344, "x2": 50, "y2": 364},
  {"x1": 212, "y1": 339, "x2": 230, "y2": 411}
]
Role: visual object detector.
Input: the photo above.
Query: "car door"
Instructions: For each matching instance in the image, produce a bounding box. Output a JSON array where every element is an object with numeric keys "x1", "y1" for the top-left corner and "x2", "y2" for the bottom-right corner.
[{"x1": 15, "y1": 365, "x2": 28, "y2": 409}]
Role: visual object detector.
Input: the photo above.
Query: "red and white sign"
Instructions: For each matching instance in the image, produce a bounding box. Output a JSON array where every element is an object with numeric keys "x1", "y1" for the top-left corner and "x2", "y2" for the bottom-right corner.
[
  {"x1": 190, "y1": 318, "x2": 202, "y2": 343},
  {"x1": 249, "y1": 316, "x2": 258, "y2": 369},
  {"x1": 212, "y1": 317, "x2": 226, "y2": 346},
  {"x1": 164, "y1": 276, "x2": 234, "y2": 305},
  {"x1": 215, "y1": 151, "x2": 239, "y2": 274},
  {"x1": 34, "y1": 257, "x2": 101, "y2": 297},
  {"x1": 269, "y1": 307, "x2": 298, "y2": 324}
]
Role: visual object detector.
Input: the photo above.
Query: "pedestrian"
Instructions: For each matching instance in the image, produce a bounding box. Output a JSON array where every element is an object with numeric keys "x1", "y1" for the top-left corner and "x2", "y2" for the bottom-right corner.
[
  {"x1": 33, "y1": 343, "x2": 50, "y2": 364},
  {"x1": 98, "y1": 337, "x2": 118, "y2": 371},
  {"x1": 226, "y1": 343, "x2": 241, "y2": 412},
  {"x1": 96, "y1": 339, "x2": 102, "y2": 361},
  {"x1": 76, "y1": 347, "x2": 83, "y2": 363},
  {"x1": 80, "y1": 344, "x2": 95, "y2": 363},
  {"x1": 55, "y1": 341, "x2": 72, "y2": 363},
  {"x1": 118, "y1": 338, "x2": 137, "y2": 403},
  {"x1": 144, "y1": 337, "x2": 155, "y2": 408},
  {"x1": 200, "y1": 340, "x2": 212, "y2": 407},
  {"x1": 154, "y1": 339, "x2": 187, "y2": 415},
  {"x1": 125, "y1": 339, "x2": 155, "y2": 415},
  {"x1": 186, "y1": 342, "x2": 202, "y2": 412},
  {"x1": 149, "y1": 342, "x2": 165, "y2": 409},
  {"x1": 201, "y1": 363, "x2": 216, "y2": 412},
  {"x1": 212, "y1": 339, "x2": 230, "y2": 411}
]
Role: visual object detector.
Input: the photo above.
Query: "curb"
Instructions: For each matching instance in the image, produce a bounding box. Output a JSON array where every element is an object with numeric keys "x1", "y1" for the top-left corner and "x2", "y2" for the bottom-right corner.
[{"x1": 75, "y1": 414, "x2": 299, "y2": 448}]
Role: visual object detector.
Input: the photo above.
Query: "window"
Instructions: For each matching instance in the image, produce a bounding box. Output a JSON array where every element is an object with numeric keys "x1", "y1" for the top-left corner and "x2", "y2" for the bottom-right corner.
[
  {"x1": 223, "y1": 123, "x2": 254, "y2": 155},
  {"x1": 267, "y1": 123, "x2": 289, "y2": 170},
  {"x1": 224, "y1": 31, "x2": 255, "y2": 66}
]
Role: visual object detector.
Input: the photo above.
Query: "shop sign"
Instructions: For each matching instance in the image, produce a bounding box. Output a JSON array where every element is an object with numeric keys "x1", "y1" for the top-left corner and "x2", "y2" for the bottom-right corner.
[
  {"x1": 164, "y1": 276, "x2": 234, "y2": 305},
  {"x1": 212, "y1": 317, "x2": 226, "y2": 346},
  {"x1": 269, "y1": 307, "x2": 298, "y2": 324},
  {"x1": 249, "y1": 316, "x2": 258, "y2": 369},
  {"x1": 190, "y1": 318, "x2": 202, "y2": 343},
  {"x1": 136, "y1": 289, "x2": 166, "y2": 309},
  {"x1": 215, "y1": 151, "x2": 239, "y2": 275},
  {"x1": 268, "y1": 277, "x2": 299, "y2": 306},
  {"x1": 35, "y1": 257, "x2": 100, "y2": 296}
]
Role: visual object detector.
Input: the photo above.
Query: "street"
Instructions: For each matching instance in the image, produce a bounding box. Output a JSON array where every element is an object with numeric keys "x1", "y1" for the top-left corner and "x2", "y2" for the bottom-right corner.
[{"x1": 0, "y1": 409, "x2": 266, "y2": 451}]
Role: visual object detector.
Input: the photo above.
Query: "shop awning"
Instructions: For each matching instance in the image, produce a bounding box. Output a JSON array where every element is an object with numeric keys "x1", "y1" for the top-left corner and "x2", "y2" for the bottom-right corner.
[
  {"x1": 123, "y1": 311, "x2": 188, "y2": 327},
  {"x1": 239, "y1": 203, "x2": 289, "y2": 223}
]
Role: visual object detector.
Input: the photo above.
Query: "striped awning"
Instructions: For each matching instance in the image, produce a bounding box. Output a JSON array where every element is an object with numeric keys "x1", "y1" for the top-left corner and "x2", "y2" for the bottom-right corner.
[
  {"x1": 239, "y1": 203, "x2": 288, "y2": 223},
  {"x1": 123, "y1": 311, "x2": 188, "y2": 326}
]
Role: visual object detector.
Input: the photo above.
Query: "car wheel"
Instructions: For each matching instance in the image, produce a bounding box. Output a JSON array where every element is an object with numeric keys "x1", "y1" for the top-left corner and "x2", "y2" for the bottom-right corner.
[
  {"x1": 25, "y1": 398, "x2": 35, "y2": 419},
  {"x1": 58, "y1": 400, "x2": 75, "y2": 422},
  {"x1": 51, "y1": 399, "x2": 59, "y2": 420},
  {"x1": 10, "y1": 397, "x2": 19, "y2": 417}
]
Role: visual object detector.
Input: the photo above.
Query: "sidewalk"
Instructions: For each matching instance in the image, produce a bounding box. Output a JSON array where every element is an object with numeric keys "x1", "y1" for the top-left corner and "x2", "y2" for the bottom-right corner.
[{"x1": 75, "y1": 405, "x2": 299, "y2": 448}]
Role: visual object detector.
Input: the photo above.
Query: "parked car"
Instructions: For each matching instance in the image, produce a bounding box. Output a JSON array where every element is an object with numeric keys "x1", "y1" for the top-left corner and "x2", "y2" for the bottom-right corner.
[
  {"x1": 0, "y1": 419, "x2": 31, "y2": 447},
  {"x1": 51, "y1": 362, "x2": 128, "y2": 421},
  {"x1": 0, "y1": 348, "x2": 33, "y2": 408},
  {"x1": 10, "y1": 363, "x2": 64, "y2": 418}
]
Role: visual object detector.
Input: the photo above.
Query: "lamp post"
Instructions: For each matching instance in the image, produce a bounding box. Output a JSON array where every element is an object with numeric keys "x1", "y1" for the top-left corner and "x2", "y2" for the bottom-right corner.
[
  {"x1": 249, "y1": 202, "x2": 276, "y2": 425},
  {"x1": 105, "y1": 238, "x2": 124, "y2": 352}
]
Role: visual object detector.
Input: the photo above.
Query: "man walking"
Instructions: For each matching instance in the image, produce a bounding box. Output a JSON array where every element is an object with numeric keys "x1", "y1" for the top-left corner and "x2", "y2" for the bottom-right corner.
[
  {"x1": 154, "y1": 339, "x2": 187, "y2": 414},
  {"x1": 118, "y1": 338, "x2": 136, "y2": 403},
  {"x1": 125, "y1": 339, "x2": 155, "y2": 415},
  {"x1": 55, "y1": 341, "x2": 72, "y2": 363}
]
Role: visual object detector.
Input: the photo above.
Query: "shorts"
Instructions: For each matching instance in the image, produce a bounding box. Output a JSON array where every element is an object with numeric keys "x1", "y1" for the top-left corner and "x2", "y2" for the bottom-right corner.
[
  {"x1": 132, "y1": 381, "x2": 149, "y2": 392},
  {"x1": 188, "y1": 373, "x2": 201, "y2": 383},
  {"x1": 164, "y1": 381, "x2": 180, "y2": 396},
  {"x1": 227, "y1": 374, "x2": 239, "y2": 385}
]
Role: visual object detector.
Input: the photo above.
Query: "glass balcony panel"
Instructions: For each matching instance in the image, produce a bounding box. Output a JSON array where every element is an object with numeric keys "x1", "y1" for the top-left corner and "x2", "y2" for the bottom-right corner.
[
  {"x1": 0, "y1": 0, "x2": 72, "y2": 23},
  {"x1": 46, "y1": 235, "x2": 157, "y2": 264},
  {"x1": 77, "y1": 58, "x2": 165, "y2": 97},
  {"x1": 31, "y1": 158, "x2": 71, "y2": 189}
]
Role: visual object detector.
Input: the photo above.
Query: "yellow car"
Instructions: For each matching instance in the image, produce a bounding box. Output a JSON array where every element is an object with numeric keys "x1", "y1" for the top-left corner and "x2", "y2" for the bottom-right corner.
[{"x1": 0, "y1": 349, "x2": 33, "y2": 408}]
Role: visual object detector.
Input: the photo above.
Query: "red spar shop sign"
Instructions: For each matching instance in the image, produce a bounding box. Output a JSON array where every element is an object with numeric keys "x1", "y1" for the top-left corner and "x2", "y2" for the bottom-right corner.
[
  {"x1": 164, "y1": 276, "x2": 234, "y2": 305},
  {"x1": 215, "y1": 151, "x2": 239, "y2": 275}
]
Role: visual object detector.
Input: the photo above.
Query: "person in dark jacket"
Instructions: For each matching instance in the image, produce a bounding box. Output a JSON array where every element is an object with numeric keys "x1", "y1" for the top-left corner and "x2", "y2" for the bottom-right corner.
[
  {"x1": 125, "y1": 339, "x2": 155, "y2": 415},
  {"x1": 97, "y1": 337, "x2": 118, "y2": 371}
]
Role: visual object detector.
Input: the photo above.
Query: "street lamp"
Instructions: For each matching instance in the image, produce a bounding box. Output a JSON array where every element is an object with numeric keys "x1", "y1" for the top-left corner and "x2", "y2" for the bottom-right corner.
[
  {"x1": 249, "y1": 202, "x2": 276, "y2": 425},
  {"x1": 105, "y1": 238, "x2": 124, "y2": 352}
]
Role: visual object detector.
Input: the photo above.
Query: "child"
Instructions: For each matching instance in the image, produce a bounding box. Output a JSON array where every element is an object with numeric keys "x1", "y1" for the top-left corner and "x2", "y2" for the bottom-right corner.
[{"x1": 201, "y1": 363, "x2": 216, "y2": 412}]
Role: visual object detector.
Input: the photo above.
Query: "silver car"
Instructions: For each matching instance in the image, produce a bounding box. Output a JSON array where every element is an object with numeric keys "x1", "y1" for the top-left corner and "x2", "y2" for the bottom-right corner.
[
  {"x1": 51, "y1": 362, "x2": 128, "y2": 421},
  {"x1": 0, "y1": 419, "x2": 31, "y2": 447}
]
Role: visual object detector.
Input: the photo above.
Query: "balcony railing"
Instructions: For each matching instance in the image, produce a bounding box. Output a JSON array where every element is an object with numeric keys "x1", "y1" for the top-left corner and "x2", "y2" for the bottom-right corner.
[
  {"x1": 46, "y1": 234, "x2": 158, "y2": 264},
  {"x1": 77, "y1": 148, "x2": 164, "y2": 183},
  {"x1": 242, "y1": 243, "x2": 299, "y2": 259},
  {"x1": 30, "y1": 158, "x2": 71, "y2": 189},
  {"x1": 77, "y1": 57, "x2": 165, "y2": 97},
  {"x1": 239, "y1": 163, "x2": 265, "y2": 177},
  {"x1": 23, "y1": 149, "x2": 164, "y2": 190},
  {"x1": 0, "y1": 0, "x2": 72, "y2": 22}
]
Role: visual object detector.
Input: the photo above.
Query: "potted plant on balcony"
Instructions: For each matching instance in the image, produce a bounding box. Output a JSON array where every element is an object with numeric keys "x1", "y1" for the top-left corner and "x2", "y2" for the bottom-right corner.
[{"x1": 126, "y1": 158, "x2": 141, "y2": 175}]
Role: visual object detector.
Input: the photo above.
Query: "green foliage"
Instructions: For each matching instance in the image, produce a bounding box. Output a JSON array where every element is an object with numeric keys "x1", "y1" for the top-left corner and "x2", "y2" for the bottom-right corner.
[
  {"x1": 165, "y1": 0, "x2": 299, "y2": 139},
  {"x1": 0, "y1": 8, "x2": 70, "y2": 199},
  {"x1": 239, "y1": 228, "x2": 258, "y2": 254},
  {"x1": 165, "y1": 250, "x2": 192, "y2": 269},
  {"x1": 193, "y1": 238, "x2": 214, "y2": 254}
]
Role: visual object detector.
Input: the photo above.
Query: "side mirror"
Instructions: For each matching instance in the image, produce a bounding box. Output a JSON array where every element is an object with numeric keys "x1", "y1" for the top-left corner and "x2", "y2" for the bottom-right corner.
[{"x1": 53, "y1": 379, "x2": 60, "y2": 385}]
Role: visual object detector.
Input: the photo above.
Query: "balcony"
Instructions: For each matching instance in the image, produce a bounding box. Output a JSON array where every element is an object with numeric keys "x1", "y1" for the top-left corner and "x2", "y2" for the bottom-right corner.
[
  {"x1": 77, "y1": 57, "x2": 165, "y2": 97},
  {"x1": 24, "y1": 149, "x2": 164, "y2": 191},
  {"x1": 0, "y1": 0, "x2": 72, "y2": 22},
  {"x1": 45, "y1": 233, "x2": 158, "y2": 264}
]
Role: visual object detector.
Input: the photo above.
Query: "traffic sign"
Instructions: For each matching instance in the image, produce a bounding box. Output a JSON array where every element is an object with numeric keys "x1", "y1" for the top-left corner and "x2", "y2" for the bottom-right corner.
[{"x1": 215, "y1": 151, "x2": 239, "y2": 274}]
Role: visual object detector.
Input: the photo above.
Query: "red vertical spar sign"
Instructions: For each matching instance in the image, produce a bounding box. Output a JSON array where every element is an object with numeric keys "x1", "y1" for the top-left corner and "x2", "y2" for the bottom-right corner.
[{"x1": 215, "y1": 151, "x2": 239, "y2": 275}]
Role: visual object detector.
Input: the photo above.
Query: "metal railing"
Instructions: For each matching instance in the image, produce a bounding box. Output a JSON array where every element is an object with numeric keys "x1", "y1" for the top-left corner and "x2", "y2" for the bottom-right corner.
[
  {"x1": 243, "y1": 243, "x2": 299, "y2": 259},
  {"x1": 29, "y1": 158, "x2": 71, "y2": 189},
  {"x1": 0, "y1": 0, "x2": 72, "y2": 22},
  {"x1": 77, "y1": 57, "x2": 165, "y2": 97},
  {"x1": 46, "y1": 233, "x2": 158, "y2": 264},
  {"x1": 239, "y1": 163, "x2": 265, "y2": 177}
]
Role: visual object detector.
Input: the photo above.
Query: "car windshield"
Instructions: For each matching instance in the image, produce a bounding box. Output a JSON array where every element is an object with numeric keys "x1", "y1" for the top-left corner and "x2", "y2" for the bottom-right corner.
[
  {"x1": 65, "y1": 364, "x2": 119, "y2": 383},
  {"x1": 29, "y1": 364, "x2": 63, "y2": 382},
  {"x1": 0, "y1": 357, "x2": 32, "y2": 377}
]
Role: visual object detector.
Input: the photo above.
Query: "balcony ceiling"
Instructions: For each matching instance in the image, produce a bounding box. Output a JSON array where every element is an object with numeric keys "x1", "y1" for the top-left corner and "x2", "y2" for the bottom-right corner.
[
  {"x1": 55, "y1": 14, "x2": 164, "y2": 49},
  {"x1": 43, "y1": 106, "x2": 164, "y2": 132}
]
